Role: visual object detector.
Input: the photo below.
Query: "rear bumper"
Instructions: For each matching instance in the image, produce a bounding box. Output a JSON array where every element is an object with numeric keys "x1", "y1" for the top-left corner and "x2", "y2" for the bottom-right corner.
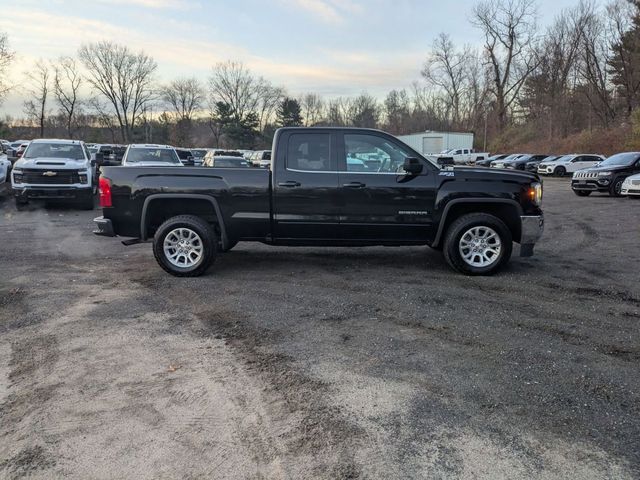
[
  {"x1": 520, "y1": 215, "x2": 544, "y2": 257},
  {"x1": 93, "y1": 216, "x2": 115, "y2": 237}
]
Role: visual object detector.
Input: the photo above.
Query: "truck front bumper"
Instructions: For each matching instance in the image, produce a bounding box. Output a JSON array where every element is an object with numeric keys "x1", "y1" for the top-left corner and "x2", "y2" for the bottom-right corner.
[
  {"x1": 520, "y1": 215, "x2": 544, "y2": 257},
  {"x1": 93, "y1": 216, "x2": 115, "y2": 237},
  {"x1": 13, "y1": 186, "x2": 92, "y2": 200}
]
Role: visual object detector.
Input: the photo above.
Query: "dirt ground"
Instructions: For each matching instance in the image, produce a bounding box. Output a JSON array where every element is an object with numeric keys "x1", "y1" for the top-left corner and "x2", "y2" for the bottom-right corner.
[{"x1": 0, "y1": 178, "x2": 639, "y2": 479}]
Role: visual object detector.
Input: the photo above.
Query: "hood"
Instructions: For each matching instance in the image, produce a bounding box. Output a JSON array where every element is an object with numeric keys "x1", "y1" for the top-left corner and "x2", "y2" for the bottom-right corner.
[
  {"x1": 452, "y1": 166, "x2": 539, "y2": 182},
  {"x1": 576, "y1": 163, "x2": 631, "y2": 173},
  {"x1": 14, "y1": 157, "x2": 90, "y2": 169}
]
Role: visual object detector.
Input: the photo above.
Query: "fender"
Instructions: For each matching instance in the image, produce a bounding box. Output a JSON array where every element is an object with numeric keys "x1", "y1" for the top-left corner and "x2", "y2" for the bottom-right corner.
[
  {"x1": 432, "y1": 198, "x2": 523, "y2": 247},
  {"x1": 140, "y1": 193, "x2": 229, "y2": 249}
]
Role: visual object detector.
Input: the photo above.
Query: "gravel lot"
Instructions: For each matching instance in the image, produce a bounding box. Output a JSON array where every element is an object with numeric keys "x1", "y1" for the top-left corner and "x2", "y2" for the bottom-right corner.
[{"x1": 0, "y1": 178, "x2": 639, "y2": 479}]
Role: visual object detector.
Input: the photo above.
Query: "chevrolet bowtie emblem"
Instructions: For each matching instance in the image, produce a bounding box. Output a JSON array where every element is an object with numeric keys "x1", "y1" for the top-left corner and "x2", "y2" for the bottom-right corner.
[{"x1": 42, "y1": 171, "x2": 57, "y2": 176}]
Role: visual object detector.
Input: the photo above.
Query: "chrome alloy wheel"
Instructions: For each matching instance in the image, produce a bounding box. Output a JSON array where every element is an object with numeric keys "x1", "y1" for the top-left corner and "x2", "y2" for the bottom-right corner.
[
  {"x1": 163, "y1": 228, "x2": 204, "y2": 268},
  {"x1": 458, "y1": 226, "x2": 502, "y2": 268}
]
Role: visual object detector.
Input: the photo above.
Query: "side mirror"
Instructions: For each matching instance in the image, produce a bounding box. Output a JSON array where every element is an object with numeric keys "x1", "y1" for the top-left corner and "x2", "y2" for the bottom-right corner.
[
  {"x1": 403, "y1": 157, "x2": 423, "y2": 175},
  {"x1": 90, "y1": 159, "x2": 97, "y2": 167}
]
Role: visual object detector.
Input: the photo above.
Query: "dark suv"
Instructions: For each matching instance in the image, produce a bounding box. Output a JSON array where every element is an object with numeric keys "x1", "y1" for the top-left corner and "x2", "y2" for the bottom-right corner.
[{"x1": 571, "y1": 152, "x2": 640, "y2": 197}]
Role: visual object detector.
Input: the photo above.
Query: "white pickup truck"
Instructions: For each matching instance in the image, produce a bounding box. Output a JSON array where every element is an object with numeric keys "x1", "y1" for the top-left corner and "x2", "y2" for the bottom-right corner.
[
  {"x1": 0, "y1": 154, "x2": 10, "y2": 195},
  {"x1": 427, "y1": 148, "x2": 490, "y2": 166}
]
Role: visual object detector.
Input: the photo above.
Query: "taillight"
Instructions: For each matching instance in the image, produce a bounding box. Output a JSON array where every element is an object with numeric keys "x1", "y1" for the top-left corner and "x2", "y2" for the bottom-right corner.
[{"x1": 99, "y1": 176, "x2": 112, "y2": 207}]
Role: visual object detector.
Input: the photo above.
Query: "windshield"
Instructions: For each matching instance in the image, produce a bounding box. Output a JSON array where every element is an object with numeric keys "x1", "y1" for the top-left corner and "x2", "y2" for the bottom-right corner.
[
  {"x1": 24, "y1": 143, "x2": 85, "y2": 160},
  {"x1": 600, "y1": 152, "x2": 639, "y2": 166},
  {"x1": 552, "y1": 155, "x2": 573, "y2": 163},
  {"x1": 214, "y1": 157, "x2": 250, "y2": 167},
  {"x1": 125, "y1": 148, "x2": 181, "y2": 164},
  {"x1": 175, "y1": 149, "x2": 192, "y2": 160},
  {"x1": 191, "y1": 149, "x2": 207, "y2": 157}
]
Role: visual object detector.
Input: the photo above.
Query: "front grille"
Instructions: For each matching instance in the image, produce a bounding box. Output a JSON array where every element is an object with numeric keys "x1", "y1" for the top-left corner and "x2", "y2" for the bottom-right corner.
[
  {"x1": 574, "y1": 171, "x2": 598, "y2": 179},
  {"x1": 22, "y1": 169, "x2": 80, "y2": 185}
]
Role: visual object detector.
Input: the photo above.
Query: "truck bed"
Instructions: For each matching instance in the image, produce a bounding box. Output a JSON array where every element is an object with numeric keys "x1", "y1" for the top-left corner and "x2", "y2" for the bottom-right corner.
[{"x1": 101, "y1": 166, "x2": 271, "y2": 240}]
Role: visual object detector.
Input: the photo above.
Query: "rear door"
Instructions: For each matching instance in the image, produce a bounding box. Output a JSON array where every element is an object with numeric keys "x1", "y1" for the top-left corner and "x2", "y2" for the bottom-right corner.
[
  {"x1": 272, "y1": 130, "x2": 340, "y2": 240},
  {"x1": 337, "y1": 132, "x2": 437, "y2": 242}
]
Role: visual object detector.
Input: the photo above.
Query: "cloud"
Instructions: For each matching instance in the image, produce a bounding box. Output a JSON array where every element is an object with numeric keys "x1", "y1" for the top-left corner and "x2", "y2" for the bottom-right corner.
[
  {"x1": 279, "y1": 0, "x2": 362, "y2": 24},
  {"x1": 0, "y1": 5, "x2": 424, "y2": 116},
  {"x1": 94, "y1": 0, "x2": 197, "y2": 8}
]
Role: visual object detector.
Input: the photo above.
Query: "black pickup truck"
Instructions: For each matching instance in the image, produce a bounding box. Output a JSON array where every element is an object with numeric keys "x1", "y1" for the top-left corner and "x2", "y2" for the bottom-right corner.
[{"x1": 94, "y1": 127, "x2": 544, "y2": 276}]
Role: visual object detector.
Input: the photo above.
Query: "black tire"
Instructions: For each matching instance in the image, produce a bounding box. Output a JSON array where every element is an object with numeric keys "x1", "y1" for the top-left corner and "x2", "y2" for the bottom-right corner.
[
  {"x1": 14, "y1": 196, "x2": 28, "y2": 207},
  {"x1": 573, "y1": 190, "x2": 592, "y2": 197},
  {"x1": 554, "y1": 166, "x2": 566, "y2": 177},
  {"x1": 152, "y1": 215, "x2": 217, "y2": 277},
  {"x1": 609, "y1": 178, "x2": 624, "y2": 197},
  {"x1": 443, "y1": 213, "x2": 512, "y2": 276},
  {"x1": 78, "y1": 192, "x2": 95, "y2": 210}
]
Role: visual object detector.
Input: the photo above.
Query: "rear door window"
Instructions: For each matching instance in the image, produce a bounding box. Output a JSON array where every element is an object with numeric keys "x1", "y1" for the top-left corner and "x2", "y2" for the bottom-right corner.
[{"x1": 287, "y1": 134, "x2": 333, "y2": 171}]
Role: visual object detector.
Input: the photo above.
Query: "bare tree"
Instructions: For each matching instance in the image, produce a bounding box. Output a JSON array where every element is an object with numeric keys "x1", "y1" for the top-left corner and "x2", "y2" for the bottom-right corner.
[
  {"x1": 160, "y1": 77, "x2": 204, "y2": 121},
  {"x1": 255, "y1": 83, "x2": 285, "y2": 131},
  {"x1": 208, "y1": 61, "x2": 261, "y2": 123},
  {"x1": 88, "y1": 96, "x2": 119, "y2": 143},
  {"x1": 472, "y1": 0, "x2": 539, "y2": 130},
  {"x1": 0, "y1": 32, "x2": 14, "y2": 105},
  {"x1": 300, "y1": 93, "x2": 325, "y2": 126},
  {"x1": 23, "y1": 60, "x2": 50, "y2": 138},
  {"x1": 53, "y1": 56, "x2": 82, "y2": 138},
  {"x1": 78, "y1": 41, "x2": 157, "y2": 142},
  {"x1": 422, "y1": 33, "x2": 469, "y2": 126},
  {"x1": 578, "y1": 2, "x2": 617, "y2": 127}
]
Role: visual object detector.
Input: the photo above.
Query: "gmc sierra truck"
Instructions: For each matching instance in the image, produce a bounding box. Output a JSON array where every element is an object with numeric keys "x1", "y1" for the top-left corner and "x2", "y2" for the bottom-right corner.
[{"x1": 94, "y1": 127, "x2": 544, "y2": 276}]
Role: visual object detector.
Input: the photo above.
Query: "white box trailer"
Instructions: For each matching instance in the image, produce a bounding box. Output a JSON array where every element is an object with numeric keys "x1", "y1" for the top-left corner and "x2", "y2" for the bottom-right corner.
[{"x1": 397, "y1": 131, "x2": 474, "y2": 156}]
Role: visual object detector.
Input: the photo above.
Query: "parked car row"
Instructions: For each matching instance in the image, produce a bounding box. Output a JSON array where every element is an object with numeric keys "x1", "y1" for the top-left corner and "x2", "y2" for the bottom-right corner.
[
  {"x1": 571, "y1": 152, "x2": 640, "y2": 197},
  {"x1": 476, "y1": 150, "x2": 640, "y2": 198}
]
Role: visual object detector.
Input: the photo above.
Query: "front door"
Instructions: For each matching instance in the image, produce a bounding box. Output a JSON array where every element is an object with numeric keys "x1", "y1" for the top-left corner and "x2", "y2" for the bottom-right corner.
[
  {"x1": 337, "y1": 132, "x2": 437, "y2": 242},
  {"x1": 272, "y1": 130, "x2": 340, "y2": 240}
]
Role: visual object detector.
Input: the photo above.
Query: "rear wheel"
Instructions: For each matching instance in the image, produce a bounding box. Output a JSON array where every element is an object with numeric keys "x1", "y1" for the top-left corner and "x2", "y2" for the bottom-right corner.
[
  {"x1": 554, "y1": 166, "x2": 566, "y2": 177},
  {"x1": 443, "y1": 213, "x2": 512, "y2": 275},
  {"x1": 609, "y1": 178, "x2": 624, "y2": 197},
  {"x1": 573, "y1": 190, "x2": 592, "y2": 197},
  {"x1": 153, "y1": 215, "x2": 217, "y2": 277}
]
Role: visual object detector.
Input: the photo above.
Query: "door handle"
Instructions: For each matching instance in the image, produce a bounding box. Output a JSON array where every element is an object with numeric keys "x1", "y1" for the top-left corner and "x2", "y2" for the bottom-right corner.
[
  {"x1": 343, "y1": 181, "x2": 366, "y2": 188},
  {"x1": 278, "y1": 181, "x2": 301, "y2": 188}
]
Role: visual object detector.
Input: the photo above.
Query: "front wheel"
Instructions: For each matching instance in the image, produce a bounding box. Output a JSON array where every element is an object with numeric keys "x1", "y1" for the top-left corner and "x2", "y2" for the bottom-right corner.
[
  {"x1": 443, "y1": 213, "x2": 512, "y2": 275},
  {"x1": 554, "y1": 166, "x2": 566, "y2": 177},
  {"x1": 573, "y1": 190, "x2": 591, "y2": 197},
  {"x1": 609, "y1": 178, "x2": 624, "y2": 197},
  {"x1": 152, "y1": 215, "x2": 217, "y2": 277}
]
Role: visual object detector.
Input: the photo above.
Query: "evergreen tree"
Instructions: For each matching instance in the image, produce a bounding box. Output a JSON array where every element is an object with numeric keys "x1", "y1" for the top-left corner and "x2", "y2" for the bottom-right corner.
[
  {"x1": 608, "y1": 1, "x2": 640, "y2": 115},
  {"x1": 277, "y1": 98, "x2": 303, "y2": 127}
]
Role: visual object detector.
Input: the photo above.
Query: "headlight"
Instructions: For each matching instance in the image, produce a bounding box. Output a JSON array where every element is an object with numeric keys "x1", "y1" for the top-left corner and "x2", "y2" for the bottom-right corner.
[
  {"x1": 598, "y1": 171, "x2": 612, "y2": 176},
  {"x1": 12, "y1": 169, "x2": 23, "y2": 183},
  {"x1": 527, "y1": 182, "x2": 543, "y2": 206}
]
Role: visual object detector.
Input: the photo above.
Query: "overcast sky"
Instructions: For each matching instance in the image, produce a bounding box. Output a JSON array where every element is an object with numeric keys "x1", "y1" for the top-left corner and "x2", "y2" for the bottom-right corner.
[{"x1": 2, "y1": 0, "x2": 604, "y2": 116}]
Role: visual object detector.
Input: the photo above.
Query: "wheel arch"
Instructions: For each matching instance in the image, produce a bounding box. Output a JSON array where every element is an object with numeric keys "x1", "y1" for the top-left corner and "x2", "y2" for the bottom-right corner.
[
  {"x1": 141, "y1": 194, "x2": 229, "y2": 249},
  {"x1": 432, "y1": 198, "x2": 523, "y2": 248}
]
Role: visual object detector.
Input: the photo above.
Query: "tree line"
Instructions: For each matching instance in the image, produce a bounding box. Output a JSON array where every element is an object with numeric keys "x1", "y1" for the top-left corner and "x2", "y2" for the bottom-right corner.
[{"x1": 1, "y1": 0, "x2": 640, "y2": 152}]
